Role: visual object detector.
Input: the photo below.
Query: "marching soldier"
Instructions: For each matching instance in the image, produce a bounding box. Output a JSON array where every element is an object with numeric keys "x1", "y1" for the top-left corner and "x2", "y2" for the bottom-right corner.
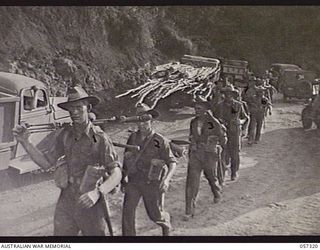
[
  {"x1": 233, "y1": 89, "x2": 250, "y2": 138},
  {"x1": 263, "y1": 79, "x2": 277, "y2": 103},
  {"x1": 211, "y1": 79, "x2": 225, "y2": 115},
  {"x1": 216, "y1": 85, "x2": 248, "y2": 181},
  {"x1": 121, "y1": 103, "x2": 177, "y2": 236},
  {"x1": 12, "y1": 86, "x2": 122, "y2": 236},
  {"x1": 245, "y1": 86, "x2": 272, "y2": 145},
  {"x1": 256, "y1": 77, "x2": 277, "y2": 103},
  {"x1": 184, "y1": 97, "x2": 226, "y2": 221},
  {"x1": 242, "y1": 78, "x2": 258, "y2": 99}
]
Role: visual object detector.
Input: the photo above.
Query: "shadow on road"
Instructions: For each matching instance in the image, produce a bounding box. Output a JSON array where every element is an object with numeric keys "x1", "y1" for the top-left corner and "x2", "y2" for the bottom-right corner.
[
  {"x1": 167, "y1": 126, "x2": 320, "y2": 235},
  {"x1": 0, "y1": 204, "x2": 55, "y2": 236},
  {"x1": 0, "y1": 169, "x2": 53, "y2": 193}
]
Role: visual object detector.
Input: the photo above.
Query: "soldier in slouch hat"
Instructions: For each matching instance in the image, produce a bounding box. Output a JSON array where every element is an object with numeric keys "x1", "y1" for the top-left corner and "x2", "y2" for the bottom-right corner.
[
  {"x1": 13, "y1": 85, "x2": 122, "y2": 236},
  {"x1": 184, "y1": 96, "x2": 227, "y2": 221},
  {"x1": 215, "y1": 85, "x2": 248, "y2": 181},
  {"x1": 121, "y1": 103, "x2": 177, "y2": 236}
]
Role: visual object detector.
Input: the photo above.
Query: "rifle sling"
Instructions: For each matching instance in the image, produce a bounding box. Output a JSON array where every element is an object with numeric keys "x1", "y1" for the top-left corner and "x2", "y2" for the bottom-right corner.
[{"x1": 128, "y1": 132, "x2": 155, "y2": 175}]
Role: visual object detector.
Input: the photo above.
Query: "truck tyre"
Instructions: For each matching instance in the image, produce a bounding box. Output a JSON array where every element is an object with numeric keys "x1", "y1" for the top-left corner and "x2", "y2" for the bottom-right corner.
[{"x1": 301, "y1": 106, "x2": 313, "y2": 129}]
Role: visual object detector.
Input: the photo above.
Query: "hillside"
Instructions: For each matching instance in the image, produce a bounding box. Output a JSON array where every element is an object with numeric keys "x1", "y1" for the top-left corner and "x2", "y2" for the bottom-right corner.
[{"x1": 0, "y1": 6, "x2": 319, "y2": 114}]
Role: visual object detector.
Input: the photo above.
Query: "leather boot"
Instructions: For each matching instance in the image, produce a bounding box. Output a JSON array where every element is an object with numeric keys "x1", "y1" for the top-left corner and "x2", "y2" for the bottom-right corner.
[{"x1": 161, "y1": 225, "x2": 171, "y2": 236}]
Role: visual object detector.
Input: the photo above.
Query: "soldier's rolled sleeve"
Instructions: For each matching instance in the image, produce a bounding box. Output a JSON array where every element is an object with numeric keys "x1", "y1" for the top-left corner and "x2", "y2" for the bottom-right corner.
[
  {"x1": 101, "y1": 134, "x2": 121, "y2": 173},
  {"x1": 45, "y1": 128, "x2": 66, "y2": 165},
  {"x1": 240, "y1": 103, "x2": 249, "y2": 120},
  {"x1": 161, "y1": 137, "x2": 177, "y2": 165}
]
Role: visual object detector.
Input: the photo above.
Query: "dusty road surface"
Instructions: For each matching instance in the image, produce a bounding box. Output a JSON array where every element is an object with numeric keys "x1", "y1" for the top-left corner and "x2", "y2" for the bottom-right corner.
[{"x1": 1, "y1": 94, "x2": 320, "y2": 236}]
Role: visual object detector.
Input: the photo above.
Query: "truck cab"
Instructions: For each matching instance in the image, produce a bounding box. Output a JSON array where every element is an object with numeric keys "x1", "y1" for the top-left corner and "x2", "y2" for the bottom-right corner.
[
  {"x1": 281, "y1": 69, "x2": 317, "y2": 101},
  {"x1": 0, "y1": 72, "x2": 70, "y2": 175},
  {"x1": 268, "y1": 63, "x2": 302, "y2": 91},
  {"x1": 220, "y1": 59, "x2": 249, "y2": 88}
]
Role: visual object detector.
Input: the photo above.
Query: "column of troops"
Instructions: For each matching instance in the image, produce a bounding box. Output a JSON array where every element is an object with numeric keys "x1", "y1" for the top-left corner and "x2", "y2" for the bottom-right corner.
[{"x1": 12, "y1": 76, "x2": 274, "y2": 236}]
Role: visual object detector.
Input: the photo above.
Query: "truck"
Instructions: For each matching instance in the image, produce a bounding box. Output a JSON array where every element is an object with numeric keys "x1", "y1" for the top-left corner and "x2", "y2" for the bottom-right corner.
[
  {"x1": 267, "y1": 63, "x2": 318, "y2": 101},
  {"x1": 219, "y1": 58, "x2": 249, "y2": 88},
  {"x1": 117, "y1": 55, "x2": 250, "y2": 110},
  {"x1": 280, "y1": 69, "x2": 318, "y2": 101},
  {"x1": 181, "y1": 55, "x2": 250, "y2": 88},
  {"x1": 0, "y1": 72, "x2": 70, "y2": 188}
]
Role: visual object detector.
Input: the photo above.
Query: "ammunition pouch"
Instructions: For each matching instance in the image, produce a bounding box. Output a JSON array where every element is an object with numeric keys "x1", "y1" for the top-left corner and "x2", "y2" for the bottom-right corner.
[
  {"x1": 54, "y1": 156, "x2": 69, "y2": 190},
  {"x1": 148, "y1": 159, "x2": 168, "y2": 182},
  {"x1": 189, "y1": 136, "x2": 222, "y2": 159}
]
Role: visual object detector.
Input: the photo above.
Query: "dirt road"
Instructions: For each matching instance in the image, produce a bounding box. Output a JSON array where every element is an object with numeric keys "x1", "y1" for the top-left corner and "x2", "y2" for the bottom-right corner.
[{"x1": 1, "y1": 94, "x2": 320, "y2": 236}]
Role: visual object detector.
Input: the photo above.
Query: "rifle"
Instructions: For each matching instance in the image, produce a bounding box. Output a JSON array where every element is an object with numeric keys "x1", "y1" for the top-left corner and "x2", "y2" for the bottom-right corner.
[
  {"x1": 95, "y1": 175, "x2": 114, "y2": 236},
  {"x1": 101, "y1": 194, "x2": 113, "y2": 236},
  {"x1": 92, "y1": 114, "x2": 153, "y2": 125},
  {"x1": 23, "y1": 122, "x2": 140, "y2": 151},
  {"x1": 217, "y1": 146, "x2": 225, "y2": 186}
]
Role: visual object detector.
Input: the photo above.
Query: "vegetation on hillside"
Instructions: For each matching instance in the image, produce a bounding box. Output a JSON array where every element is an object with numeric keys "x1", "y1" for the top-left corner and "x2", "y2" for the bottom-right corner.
[{"x1": 0, "y1": 6, "x2": 319, "y2": 114}]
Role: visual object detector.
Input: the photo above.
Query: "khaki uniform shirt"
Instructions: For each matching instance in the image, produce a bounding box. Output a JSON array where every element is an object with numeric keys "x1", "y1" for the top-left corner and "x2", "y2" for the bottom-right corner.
[
  {"x1": 188, "y1": 114, "x2": 226, "y2": 162},
  {"x1": 124, "y1": 130, "x2": 177, "y2": 179},
  {"x1": 243, "y1": 87, "x2": 257, "y2": 106},
  {"x1": 189, "y1": 115, "x2": 226, "y2": 146},
  {"x1": 47, "y1": 122, "x2": 120, "y2": 179},
  {"x1": 247, "y1": 95, "x2": 271, "y2": 116},
  {"x1": 216, "y1": 99, "x2": 245, "y2": 130}
]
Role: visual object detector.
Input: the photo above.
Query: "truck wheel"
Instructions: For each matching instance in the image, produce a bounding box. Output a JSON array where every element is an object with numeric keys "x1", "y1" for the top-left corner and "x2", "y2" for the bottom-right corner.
[{"x1": 301, "y1": 107, "x2": 313, "y2": 129}]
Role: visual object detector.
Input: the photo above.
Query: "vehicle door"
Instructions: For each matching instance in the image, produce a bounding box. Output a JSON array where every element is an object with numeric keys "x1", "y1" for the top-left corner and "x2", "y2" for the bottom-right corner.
[
  {"x1": 15, "y1": 86, "x2": 53, "y2": 159},
  {"x1": 282, "y1": 71, "x2": 296, "y2": 97}
]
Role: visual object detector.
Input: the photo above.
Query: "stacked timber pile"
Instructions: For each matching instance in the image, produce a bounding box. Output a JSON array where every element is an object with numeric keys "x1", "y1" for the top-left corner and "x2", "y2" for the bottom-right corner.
[{"x1": 116, "y1": 60, "x2": 221, "y2": 108}]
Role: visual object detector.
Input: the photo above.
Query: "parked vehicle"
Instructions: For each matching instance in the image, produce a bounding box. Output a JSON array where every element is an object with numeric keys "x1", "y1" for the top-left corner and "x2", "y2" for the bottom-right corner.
[
  {"x1": 117, "y1": 55, "x2": 250, "y2": 111},
  {"x1": 268, "y1": 63, "x2": 302, "y2": 91},
  {"x1": 181, "y1": 55, "x2": 249, "y2": 88},
  {"x1": 270, "y1": 63, "x2": 302, "y2": 74},
  {"x1": 267, "y1": 63, "x2": 318, "y2": 101},
  {"x1": 280, "y1": 69, "x2": 318, "y2": 101},
  {"x1": 219, "y1": 58, "x2": 249, "y2": 88},
  {"x1": 0, "y1": 72, "x2": 70, "y2": 176}
]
